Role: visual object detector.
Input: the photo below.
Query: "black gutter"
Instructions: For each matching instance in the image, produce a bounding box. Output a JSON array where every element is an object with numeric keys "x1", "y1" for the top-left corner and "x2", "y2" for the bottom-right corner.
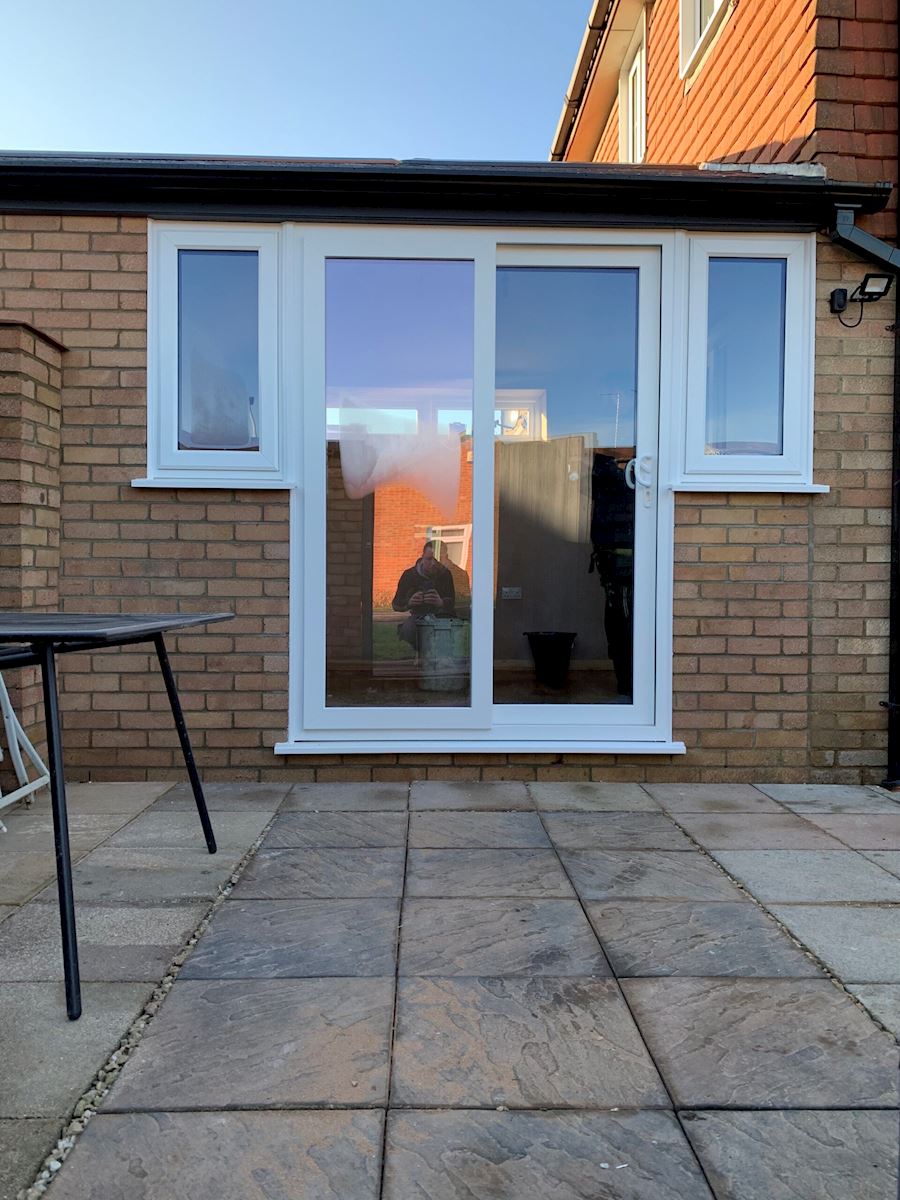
[{"x1": 0, "y1": 153, "x2": 890, "y2": 229}]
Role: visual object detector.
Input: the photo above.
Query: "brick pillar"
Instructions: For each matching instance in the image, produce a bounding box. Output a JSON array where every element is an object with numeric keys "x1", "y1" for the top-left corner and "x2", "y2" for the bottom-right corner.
[{"x1": 0, "y1": 321, "x2": 65, "y2": 766}]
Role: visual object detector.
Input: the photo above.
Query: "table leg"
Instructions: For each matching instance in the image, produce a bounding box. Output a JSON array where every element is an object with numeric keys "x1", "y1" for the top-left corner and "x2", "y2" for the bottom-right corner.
[
  {"x1": 38, "y1": 643, "x2": 82, "y2": 1021},
  {"x1": 153, "y1": 634, "x2": 217, "y2": 854}
]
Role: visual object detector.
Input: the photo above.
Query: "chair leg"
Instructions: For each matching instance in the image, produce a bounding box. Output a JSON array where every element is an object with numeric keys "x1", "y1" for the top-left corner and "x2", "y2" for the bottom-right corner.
[
  {"x1": 38, "y1": 643, "x2": 82, "y2": 1020},
  {"x1": 153, "y1": 633, "x2": 217, "y2": 854}
]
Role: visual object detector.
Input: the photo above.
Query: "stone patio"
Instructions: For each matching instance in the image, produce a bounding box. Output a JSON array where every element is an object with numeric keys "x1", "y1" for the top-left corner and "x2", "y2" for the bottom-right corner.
[{"x1": 1, "y1": 780, "x2": 899, "y2": 1198}]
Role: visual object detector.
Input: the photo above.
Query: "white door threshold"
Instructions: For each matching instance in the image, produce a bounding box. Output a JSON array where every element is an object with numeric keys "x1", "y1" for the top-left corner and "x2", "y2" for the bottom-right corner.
[{"x1": 275, "y1": 739, "x2": 687, "y2": 756}]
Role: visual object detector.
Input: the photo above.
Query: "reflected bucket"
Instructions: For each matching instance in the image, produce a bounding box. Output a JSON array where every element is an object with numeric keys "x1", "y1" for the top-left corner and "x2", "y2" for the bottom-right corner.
[
  {"x1": 418, "y1": 616, "x2": 470, "y2": 691},
  {"x1": 524, "y1": 631, "x2": 577, "y2": 689}
]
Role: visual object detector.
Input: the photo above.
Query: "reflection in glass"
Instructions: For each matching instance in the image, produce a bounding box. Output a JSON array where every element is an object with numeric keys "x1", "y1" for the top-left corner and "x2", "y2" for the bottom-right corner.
[
  {"x1": 178, "y1": 250, "x2": 259, "y2": 450},
  {"x1": 325, "y1": 259, "x2": 474, "y2": 708},
  {"x1": 706, "y1": 257, "x2": 786, "y2": 456},
  {"x1": 494, "y1": 267, "x2": 639, "y2": 706}
]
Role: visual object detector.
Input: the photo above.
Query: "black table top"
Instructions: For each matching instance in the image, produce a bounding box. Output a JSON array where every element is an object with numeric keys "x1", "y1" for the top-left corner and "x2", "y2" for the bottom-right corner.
[{"x1": 0, "y1": 612, "x2": 233, "y2": 644}]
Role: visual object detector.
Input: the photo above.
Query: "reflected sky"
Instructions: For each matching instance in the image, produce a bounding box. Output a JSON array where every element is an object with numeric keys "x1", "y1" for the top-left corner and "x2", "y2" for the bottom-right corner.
[{"x1": 495, "y1": 267, "x2": 638, "y2": 444}]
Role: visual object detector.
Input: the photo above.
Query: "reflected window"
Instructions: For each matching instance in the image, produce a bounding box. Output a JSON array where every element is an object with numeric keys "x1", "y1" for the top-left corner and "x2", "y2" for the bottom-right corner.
[
  {"x1": 178, "y1": 250, "x2": 259, "y2": 451},
  {"x1": 706, "y1": 257, "x2": 786, "y2": 456}
]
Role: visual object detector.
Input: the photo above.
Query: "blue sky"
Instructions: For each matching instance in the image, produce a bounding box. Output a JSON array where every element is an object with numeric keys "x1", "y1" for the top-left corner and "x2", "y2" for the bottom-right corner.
[{"x1": 2, "y1": 0, "x2": 592, "y2": 161}]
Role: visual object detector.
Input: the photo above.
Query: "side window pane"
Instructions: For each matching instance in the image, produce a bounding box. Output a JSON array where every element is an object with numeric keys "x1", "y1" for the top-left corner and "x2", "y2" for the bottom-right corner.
[
  {"x1": 178, "y1": 249, "x2": 259, "y2": 451},
  {"x1": 706, "y1": 257, "x2": 786, "y2": 456}
]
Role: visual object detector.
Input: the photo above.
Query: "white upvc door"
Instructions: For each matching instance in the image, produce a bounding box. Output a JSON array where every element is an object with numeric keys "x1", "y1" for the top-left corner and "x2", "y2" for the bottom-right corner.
[{"x1": 295, "y1": 229, "x2": 663, "y2": 746}]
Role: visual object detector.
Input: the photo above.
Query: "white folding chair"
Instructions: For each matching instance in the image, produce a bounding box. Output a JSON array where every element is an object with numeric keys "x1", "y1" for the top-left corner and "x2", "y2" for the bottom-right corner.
[{"x1": 0, "y1": 670, "x2": 50, "y2": 827}]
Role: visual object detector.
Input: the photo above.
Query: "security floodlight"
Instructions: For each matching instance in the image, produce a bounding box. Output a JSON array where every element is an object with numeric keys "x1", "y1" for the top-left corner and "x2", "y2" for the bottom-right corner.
[{"x1": 852, "y1": 273, "x2": 893, "y2": 302}]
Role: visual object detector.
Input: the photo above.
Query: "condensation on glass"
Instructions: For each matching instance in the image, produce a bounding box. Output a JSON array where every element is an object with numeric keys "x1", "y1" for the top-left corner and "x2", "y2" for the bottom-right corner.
[
  {"x1": 177, "y1": 250, "x2": 259, "y2": 451},
  {"x1": 324, "y1": 259, "x2": 474, "y2": 708},
  {"x1": 706, "y1": 257, "x2": 786, "y2": 456},
  {"x1": 494, "y1": 267, "x2": 639, "y2": 707}
]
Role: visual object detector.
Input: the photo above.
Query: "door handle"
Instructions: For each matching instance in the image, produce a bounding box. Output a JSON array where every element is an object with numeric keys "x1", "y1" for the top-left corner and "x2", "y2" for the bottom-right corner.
[{"x1": 635, "y1": 455, "x2": 654, "y2": 507}]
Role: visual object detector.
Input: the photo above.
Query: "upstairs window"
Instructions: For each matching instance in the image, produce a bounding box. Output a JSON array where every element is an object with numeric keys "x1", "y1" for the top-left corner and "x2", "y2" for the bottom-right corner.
[
  {"x1": 620, "y1": 18, "x2": 646, "y2": 164},
  {"x1": 680, "y1": 0, "x2": 728, "y2": 77}
]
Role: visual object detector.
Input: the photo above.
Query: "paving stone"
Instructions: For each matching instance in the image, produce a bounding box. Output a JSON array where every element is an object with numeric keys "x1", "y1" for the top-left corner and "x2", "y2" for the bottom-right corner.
[
  {"x1": 408, "y1": 811, "x2": 549, "y2": 848},
  {"x1": 559, "y1": 850, "x2": 746, "y2": 901},
  {"x1": 105, "y1": 978, "x2": 394, "y2": 1110},
  {"x1": 105, "y1": 810, "x2": 270, "y2": 850},
  {"x1": 181, "y1": 898, "x2": 399, "y2": 977},
  {"x1": 409, "y1": 781, "x2": 534, "y2": 810},
  {"x1": 55, "y1": 783, "x2": 174, "y2": 814},
  {"x1": 768, "y1": 905, "x2": 900, "y2": 983},
  {"x1": 0, "y1": 982, "x2": 153, "y2": 1117},
  {"x1": 406, "y1": 849, "x2": 574, "y2": 898},
  {"x1": 0, "y1": 811, "x2": 130, "y2": 854},
  {"x1": 799, "y1": 814, "x2": 900, "y2": 849},
  {"x1": 711, "y1": 850, "x2": 900, "y2": 902},
  {"x1": 0, "y1": 850, "x2": 64, "y2": 904},
  {"x1": 0, "y1": 902, "x2": 205, "y2": 981},
  {"x1": 644, "y1": 784, "x2": 782, "y2": 813},
  {"x1": 383, "y1": 1110, "x2": 714, "y2": 1200},
  {"x1": 848, "y1": 985, "x2": 900, "y2": 1038},
  {"x1": 263, "y1": 812, "x2": 407, "y2": 848},
  {"x1": 399, "y1": 899, "x2": 610, "y2": 977},
  {"x1": 391, "y1": 976, "x2": 668, "y2": 1108},
  {"x1": 233, "y1": 849, "x2": 405, "y2": 899},
  {"x1": 0, "y1": 907, "x2": 13, "y2": 924},
  {"x1": 756, "y1": 784, "x2": 897, "y2": 813},
  {"x1": 585, "y1": 901, "x2": 823, "y2": 978},
  {"x1": 862, "y1": 851, "x2": 900, "y2": 879},
  {"x1": 49, "y1": 1110, "x2": 384, "y2": 1200},
  {"x1": 527, "y1": 782, "x2": 659, "y2": 811},
  {"x1": 284, "y1": 783, "x2": 408, "y2": 811},
  {"x1": 680, "y1": 1109, "x2": 899, "y2": 1200},
  {"x1": 621, "y1": 978, "x2": 900, "y2": 1107},
  {"x1": 543, "y1": 812, "x2": 695, "y2": 851},
  {"x1": 0, "y1": 1118, "x2": 61, "y2": 1200},
  {"x1": 153, "y1": 782, "x2": 290, "y2": 811},
  {"x1": 31, "y1": 847, "x2": 243, "y2": 905},
  {"x1": 672, "y1": 813, "x2": 846, "y2": 850}
]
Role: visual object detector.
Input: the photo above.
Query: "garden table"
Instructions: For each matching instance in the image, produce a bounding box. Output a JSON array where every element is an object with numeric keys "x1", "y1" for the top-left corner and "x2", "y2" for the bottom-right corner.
[{"x1": 0, "y1": 612, "x2": 233, "y2": 1019}]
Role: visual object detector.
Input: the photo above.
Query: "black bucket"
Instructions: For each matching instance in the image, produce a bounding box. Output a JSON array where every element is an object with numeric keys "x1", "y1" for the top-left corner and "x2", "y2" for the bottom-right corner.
[{"x1": 524, "y1": 631, "x2": 577, "y2": 688}]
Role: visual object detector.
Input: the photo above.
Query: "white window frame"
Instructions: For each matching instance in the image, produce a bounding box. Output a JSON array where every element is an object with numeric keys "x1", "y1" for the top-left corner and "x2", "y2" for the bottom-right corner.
[
  {"x1": 619, "y1": 16, "x2": 647, "y2": 165},
  {"x1": 141, "y1": 221, "x2": 285, "y2": 487},
  {"x1": 675, "y1": 233, "x2": 820, "y2": 491},
  {"x1": 680, "y1": 0, "x2": 729, "y2": 79}
]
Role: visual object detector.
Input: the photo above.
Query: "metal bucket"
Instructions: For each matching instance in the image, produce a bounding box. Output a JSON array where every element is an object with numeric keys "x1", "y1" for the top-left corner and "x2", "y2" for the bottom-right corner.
[{"x1": 418, "y1": 616, "x2": 470, "y2": 691}]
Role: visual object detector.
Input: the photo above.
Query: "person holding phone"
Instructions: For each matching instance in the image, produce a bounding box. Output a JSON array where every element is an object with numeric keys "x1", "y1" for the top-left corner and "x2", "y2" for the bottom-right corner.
[{"x1": 392, "y1": 540, "x2": 456, "y2": 648}]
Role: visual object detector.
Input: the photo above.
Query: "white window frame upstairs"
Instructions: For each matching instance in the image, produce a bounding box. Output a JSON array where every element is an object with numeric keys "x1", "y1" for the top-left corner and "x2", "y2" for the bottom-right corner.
[
  {"x1": 675, "y1": 233, "x2": 817, "y2": 490},
  {"x1": 619, "y1": 15, "x2": 647, "y2": 164},
  {"x1": 680, "y1": 0, "x2": 729, "y2": 78},
  {"x1": 142, "y1": 221, "x2": 285, "y2": 487}
]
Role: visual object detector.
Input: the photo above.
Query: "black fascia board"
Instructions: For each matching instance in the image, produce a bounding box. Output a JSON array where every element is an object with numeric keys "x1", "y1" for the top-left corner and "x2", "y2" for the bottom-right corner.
[{"x1": 0, "y1": 153, "x2": 891, "y2": 230}]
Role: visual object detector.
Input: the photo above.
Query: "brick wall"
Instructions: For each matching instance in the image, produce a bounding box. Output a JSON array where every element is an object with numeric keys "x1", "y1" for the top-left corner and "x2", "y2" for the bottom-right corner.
[{"x1": 0, "y1": 215, "x2": 892, "y2": 783}]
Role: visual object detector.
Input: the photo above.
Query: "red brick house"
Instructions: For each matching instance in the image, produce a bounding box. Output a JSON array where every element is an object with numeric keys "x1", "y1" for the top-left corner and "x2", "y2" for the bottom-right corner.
[{"x1": 0, "y1": 0, "x2": 897, "y2": 790}]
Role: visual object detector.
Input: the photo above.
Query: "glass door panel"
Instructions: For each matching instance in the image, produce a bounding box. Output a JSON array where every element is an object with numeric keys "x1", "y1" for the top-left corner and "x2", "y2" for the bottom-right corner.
[
  {"x1": 493, "y1": 266, "x2": 640, "y2": 707},
  {"x1": 324, "y1": 258, "x2": 474, "y2": 709}
]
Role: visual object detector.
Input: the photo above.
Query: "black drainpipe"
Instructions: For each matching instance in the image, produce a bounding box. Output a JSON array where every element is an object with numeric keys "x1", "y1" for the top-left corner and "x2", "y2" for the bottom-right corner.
[{"x1": 882, "y1": 234, "x2": 900, "y2": 789}]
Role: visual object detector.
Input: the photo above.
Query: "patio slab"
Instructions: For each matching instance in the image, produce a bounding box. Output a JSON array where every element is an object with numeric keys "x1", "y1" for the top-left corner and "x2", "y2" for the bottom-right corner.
[
  {"x1": 768, "y1": 904, "x2": 900, "y2": 983},
  {"x1": 0, "y1": 811, "x2": 130, "y2": 854},
  {"x1": 409, "y1": 781, "x2": 534, "y2": 810},
  {"x1": 526, "y1": 781, "x2": 659, "y2": 811},
  {"x1": 799, "y1": 813, "x2": 900, "y2": 849},
  {"x1": 233, "y1": 848, "x2": 406, "y2": 899},
  {"x1": 180, "y1": 898, "x2": 400, "y2": 978},
  {"x1": 104, "y1": 810, "x2": 271, "y2": 850},
  {"x1": 0, "y1": 1118, "x2": 62, "y2": 1200},
  {"x1": 543, "y1": 812, "x2": 695, "y2": 850},
  {"x1": 31, "y1": 847, "x2": 243, "y2": 905},
  {"x1": 391, "y1": 976, "x2": 668, "y2": 1108},
  {"x1": 56, "y1": 782, "x2": 173, "y2": 814},
  {"x1": 47, "y1": 1110, "x2": 384, "y2": 1200},
  {"x1": 711, "y1": 850, "x2": 900, "y2": 902},
  {"x1": 621, "y1": 977, "x2": 900, "y2": 1108},
  {"x1": 284, "y1": 783, "x2": 409, "y2": 811},
  {"x1": 671, "y1": 812, "x2": 846, "y2": 850},
  {"x1": 848, "y1": 984, "x2": 900, "y2": 1038},
  {"x1": 756, "y1": 784, "x2": 897, "y2": 813},
  {"x1": 559, "y1": 849, "x2": 747, "y2": 901},
  {"x1": 105, "y1": 978, "x2": 394, "y2": 1110},
  {"x1": 382, "y1": 1110, "x2": 714, "y2": 1200},
  {"x1": 862, "y1": 850, "x2": 900, "y2": 878},
  {"x1": 399, "y1": 898, "x2": 610, "y2": 976},
  {"x1": 585, "y1": 900, "x2": 823, "y2": 977},
  {"x1": 153, "y1": 782, "x2": 290, "y2": 811},
  {"x1": 408, "y1": 811, "x2": 549, "y2": 848},
  {"x1": 0, "y1": 982, "x2": 153, "y2": 1118},
  {"x1": 680, "y1": 1109, "x2": 899, "y2": 1200},
  {"x1": 0, "y1": 901, "x2": 206, "y2": 981},
  {"x1": 643, "y1": 784, "x2": 782, "y2": 813},
  {"x1": 406, "y1": 849, "x2": 574, "y2": 897},
  {"x1": 0, "y1": 849, "x2": 70, "y2": 904},
  {"x1": 0, "y1": 907, "x2": 12, "y2": 924},
  {"x1": 263, "y1": 812, "x2": 407, "y2": 848}
]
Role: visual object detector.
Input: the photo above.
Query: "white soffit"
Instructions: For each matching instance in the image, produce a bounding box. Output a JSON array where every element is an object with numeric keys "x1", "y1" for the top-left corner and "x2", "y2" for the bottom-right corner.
[{"x1": 567, "y1": 0, "x2": 646, "y2": 162}]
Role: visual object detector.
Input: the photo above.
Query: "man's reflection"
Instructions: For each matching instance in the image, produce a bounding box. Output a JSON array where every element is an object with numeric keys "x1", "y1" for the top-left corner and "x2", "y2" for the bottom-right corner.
[
  {"x1": 589, "y1": 452, "x2": 635, "y2": 696},
  {"x1": 392, "y1": 540, "x2": 456, "y2": 649}
]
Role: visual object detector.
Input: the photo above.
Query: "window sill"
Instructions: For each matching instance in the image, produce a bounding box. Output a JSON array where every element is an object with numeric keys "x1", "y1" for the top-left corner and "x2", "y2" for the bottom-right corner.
[
  {"x1": 132, "y1": 476, "x2": 290, "y2": 490},
  {"x1": 670, "y1": 481, "x2": 829, "y2": 493},
  {"x1": 275, "y1": 739, "x2": 687, "y2": 756}
]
